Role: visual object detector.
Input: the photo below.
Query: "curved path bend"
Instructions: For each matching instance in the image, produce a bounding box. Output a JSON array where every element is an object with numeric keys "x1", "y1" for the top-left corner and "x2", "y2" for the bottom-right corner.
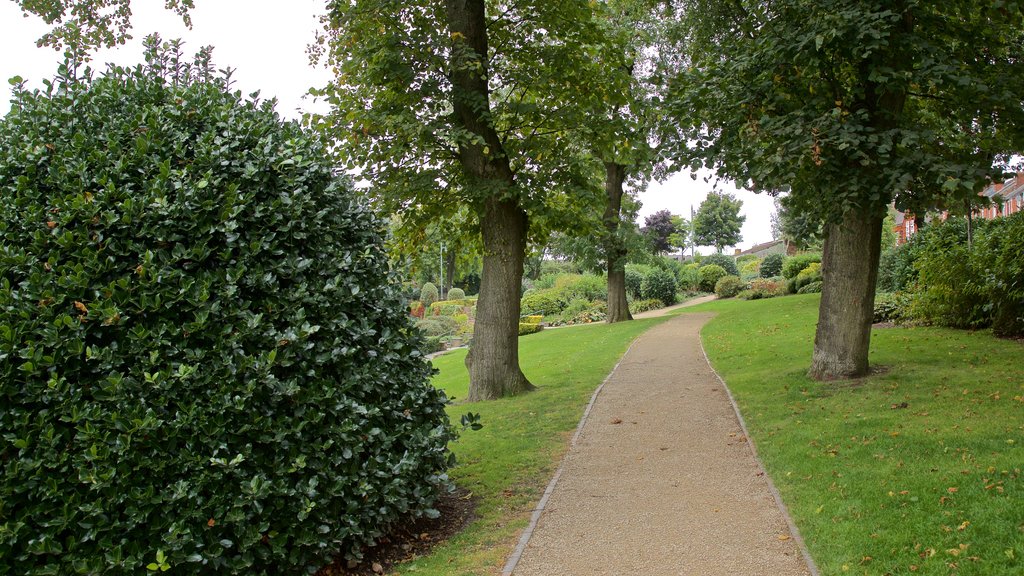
[{"x1": 505, "y1": 312, "x2": 816, "y2": 576}]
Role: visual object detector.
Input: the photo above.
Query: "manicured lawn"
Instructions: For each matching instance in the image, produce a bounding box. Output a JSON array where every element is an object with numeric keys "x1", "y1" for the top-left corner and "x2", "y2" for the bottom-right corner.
[
  {"x1": 690, "y1": 294, "x2": 1023, "y2": 576},
  {"x1": 393, "y1": 318, "x2": 669, "y2": 575}
]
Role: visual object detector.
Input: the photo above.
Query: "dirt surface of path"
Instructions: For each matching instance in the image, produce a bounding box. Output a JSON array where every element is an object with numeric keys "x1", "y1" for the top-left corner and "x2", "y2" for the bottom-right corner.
[{"x1": 506, "y1": 312, "x2": 815, "y2": 576}]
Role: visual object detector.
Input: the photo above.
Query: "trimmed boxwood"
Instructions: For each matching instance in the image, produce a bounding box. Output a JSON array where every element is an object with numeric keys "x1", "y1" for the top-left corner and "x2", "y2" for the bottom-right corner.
[
  {"x1": 0, "y1": 48, "x2": 453, "y2": 575},
  {"x1": 700, "y1": 253, "x2": 739, "y2": 276},
  {"x1": 759, "y1": 253, "x2": 785, "y2": 278},
  {"x1": 697, "y1": 264, "x2": 728, "y2": 292},
  {"x1": 714, "y1": 275, "x2": 746, "y2": 299},
  {"x1": 640, "y1": 268, "x2": 678, "y2": 306}
]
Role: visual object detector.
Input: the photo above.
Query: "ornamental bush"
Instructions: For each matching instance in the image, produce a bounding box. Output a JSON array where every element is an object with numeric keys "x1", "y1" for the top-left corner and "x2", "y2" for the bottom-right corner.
[
  {"x1": 714, "y1": 275, "x2": 746, "y2": 299},
  {"x1": 0, "y1": 45, "x2": 453, "y2": 576},
  {"x1": 520, "y1": 288, "x2": 562, "y2": 316},
  {"x1": 677, "y1": 263, "x2": 701, "y2": 291},
  {"x1": 641, "y1": 268, "x2": 678, "y2": 305},
  {"x1": 782, "y1": 252, "x2": 822, "y2": 279},
  {"x1": 624, "y1": 264, "x2": 654, "y2": 298},
  {"x1": 740, "y1": 278, "x2": 785, "y2": 300},
  {"x1": 759, "y1": 253, "x2": 785, "y2": 278},
  {"x1": 697, "y1": 264, "x2": 728, "y2": 292},
  {"x1": 419, "y1": 282, "x2": 439, "y2": 307},
  {"x1": 700, "y1": 253, "x2": 739, "y2": 276},
  {"x1": 629, "y1": 298, "x2": 665, "y2": 313},
  {"x1": 446, "y1": 287, "x2": 465, "y2": 301}
]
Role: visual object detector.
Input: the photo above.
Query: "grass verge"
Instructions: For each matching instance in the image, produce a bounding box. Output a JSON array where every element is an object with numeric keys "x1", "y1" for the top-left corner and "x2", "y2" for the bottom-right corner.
[
  {"x1": 691, "y1": 294, "x2": 1023, "y2": 576},
  {"x1": 393, "y1": 317, "x2": 669, "y2": 575}
]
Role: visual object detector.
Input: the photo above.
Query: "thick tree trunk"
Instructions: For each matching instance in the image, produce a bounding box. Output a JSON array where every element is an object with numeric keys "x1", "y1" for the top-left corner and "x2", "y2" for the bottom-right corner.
[
  {"x1": 466, "y1": 197, "x2": 534, "y2": 401},
  {"x1": 809, "y1": 210, "x2": 883, "y2": 380},
  {"x1": 603, "y1": 162, "x2": 632, "y2": 323},
  {"x1": 446, "y1": 0, "x2": 534, "y2": 400}
]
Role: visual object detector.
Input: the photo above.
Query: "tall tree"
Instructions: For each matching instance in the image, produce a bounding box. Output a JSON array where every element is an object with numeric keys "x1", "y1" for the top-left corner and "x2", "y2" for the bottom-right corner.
[
  {"x1": 665, "y1": 0, "x2": 1024, "y2": 379},
  {"x1": 642, "y1": 209, "x2": 677, "y2": 253},
  {"x1": 668, "y1": 213, "x2": 689, "y2": 258},
  {"x1": 692, "y1": 192, "x2": 744, "y2": 253},
  {"x1": 313, "y1": 1, "x2": 612, "y2": 400}
]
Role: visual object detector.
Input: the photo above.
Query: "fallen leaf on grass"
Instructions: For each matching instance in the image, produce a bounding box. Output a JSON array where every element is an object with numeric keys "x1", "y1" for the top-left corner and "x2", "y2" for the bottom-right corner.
[
  {"x1": 777, "y1": 534, "x2": 791, "y2": 541},
  {"x1": 610, "y1": 418, "x2": 623, "y2": 424}
]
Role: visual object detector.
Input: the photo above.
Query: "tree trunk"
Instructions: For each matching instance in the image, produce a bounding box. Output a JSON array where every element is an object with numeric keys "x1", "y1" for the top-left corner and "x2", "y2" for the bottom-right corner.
[
  {"x1": 809, "y1": 210, "x2": 883, "y2": 380},
  {"x1": 444, "y1": 245, "x2": 457, "y2": 296},
  {"x1": 603, "y1": 162, "x2": 633, "y2": 323},
  {"x1": 446, "y1": 0, "x2": 533, "y2": 400},
  {"x1": 466, "y1": 197, "x2": 535, "y2": 400}
]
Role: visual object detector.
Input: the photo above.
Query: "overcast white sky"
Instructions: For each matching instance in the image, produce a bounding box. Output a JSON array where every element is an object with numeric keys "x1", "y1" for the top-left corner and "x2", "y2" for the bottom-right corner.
[{"x1": 1, "y1": 1, "x2": 776, "y2": 251}]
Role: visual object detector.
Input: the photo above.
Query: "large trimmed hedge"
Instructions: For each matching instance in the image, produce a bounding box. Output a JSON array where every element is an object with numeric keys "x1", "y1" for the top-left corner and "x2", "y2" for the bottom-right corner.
[{"x1": 0, "y1": 47, "x2": 453, "y2": 575}]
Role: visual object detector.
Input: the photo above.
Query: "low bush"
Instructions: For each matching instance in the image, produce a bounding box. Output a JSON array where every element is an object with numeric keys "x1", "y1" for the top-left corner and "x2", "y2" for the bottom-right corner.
[
  {"x1": 714, "y1": 275, "x2": 746, "y2": 299},
  {"x1": 0, "y1": 46, "x2": 452, "y2": 576},
  {"x1": 624, "y1": 264, "x2": 654, "y2": 298},
  {"x1": 735, "y1": 254, "x2": 760, "y2": 267},
  {"x1": 794, "y1": 262, "x2": 822, "y2": 290},
  {"x1": 521, "y1": 315, "x2": 544, "y2": 325},
  {"x1": 641, "y1": 268, "x2": 678, "y2": 305},
  {"x1": 873, "y1": 291, "x2": 914, "y2": 324},
  {"x1": 796, "y1": 280, "x2": 823, "y2": 294},
  {"x1": 759, "y1": 253, "x2": 785, "y2": 278},
  {"x1": 415, "y1": 314, "x2": 461, "y2": 338},
  {"x1": 876, "y1": 241, "x2": 919, "y2": 293},
  {"x1": 410, "y1": 300, "x2": 426, "y2": 318},
  {"x1": 420, "y1": 282, "x2": 440, "y2": 307},
  {"x1": 446, "y1": 287, "x2": 466, "y2": 301},
  {"x1": 430, "y1": 301, "x2": 466, "y2": 316},
  {"x1": 520, "y1": 289, "x2": 562, "y2": 316},
  {"x1": 550, "y1": 299, "x2": 607, "y2": 325},
  {"x1": 739, "y1": 258, "x2": 761, "y2": 280},
  {"x1": 630, "y1": 298, "x2": 664, "y2": 313},
  {"x1": 553, "y1": 273, "x2": 607, "y2": 303},
  {"x1": 739, "y1": 278, "x2": 785, "y2": 300},
  {"x1": 518, "y1": 322, "x2": 543, "y2": 335},
  {"x1": 700, "y1": 253, "x2": 739, "y2": 276},
  {"x1": 782, "y1": 252, "x2": 822, "y2": 279},
  {"x1": 698, "y1": 264, "x2": 728, "y2": 292},
  {"x1": 677, "y1": 263, "x2": 701, "y2": 292}
]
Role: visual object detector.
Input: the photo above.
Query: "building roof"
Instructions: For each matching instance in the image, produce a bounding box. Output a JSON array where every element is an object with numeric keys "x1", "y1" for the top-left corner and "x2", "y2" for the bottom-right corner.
[{"x1": 737, "y1": 239, "x2": 785, "y2": 256}]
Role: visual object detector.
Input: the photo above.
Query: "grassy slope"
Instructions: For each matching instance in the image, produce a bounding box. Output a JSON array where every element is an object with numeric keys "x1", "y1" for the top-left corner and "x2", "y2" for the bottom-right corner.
[
  {"x1": 395, "y1": 317, "x2": 669, "y2": 575},
  {"x1": 691, "y1": 295, "x2": 1023, "y2": 576}
]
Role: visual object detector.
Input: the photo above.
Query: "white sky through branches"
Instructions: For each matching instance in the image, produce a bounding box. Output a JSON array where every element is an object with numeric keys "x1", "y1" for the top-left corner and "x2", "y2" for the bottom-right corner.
[{"x1": 0, "y1": 0, "x2": 774, "y2": 251}]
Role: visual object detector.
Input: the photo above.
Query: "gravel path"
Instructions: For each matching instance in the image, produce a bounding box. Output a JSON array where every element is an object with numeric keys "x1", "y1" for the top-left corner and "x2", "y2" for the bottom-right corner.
[{"x1": 505, "y1": 312, "x2": 816, "y2": 576}]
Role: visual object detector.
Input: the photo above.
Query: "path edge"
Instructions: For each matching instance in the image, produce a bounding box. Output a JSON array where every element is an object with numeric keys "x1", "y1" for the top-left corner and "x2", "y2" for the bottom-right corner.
[
  {"x1": 499, "y1": 332, "x2": 646, "y2": 576},
  {"x1": 697, "y1": 321, "x2": 821, "y2": 576}
]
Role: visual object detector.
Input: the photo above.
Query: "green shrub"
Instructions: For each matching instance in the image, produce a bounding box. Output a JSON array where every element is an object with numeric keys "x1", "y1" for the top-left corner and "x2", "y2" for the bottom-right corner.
[
  {"x1": 700, "y1": 253, "x2": 739, "y2": 276},
  {"x1": 0, "y1": 47, "x2": 453, "y2": 576},
  {"x1": 876, "y1": 241, "x2": 920, "y2": 293},
  {"x1": 624, "y1": 264, "x2": 654, "y2": 298},
  {"x1": 740, "y1": 278, "x2": 785, "y2": 300},
  {"x1": 641, "y1": 268, "x2": 678, "y2": 305},
  {"x1": 911, "y1": 219, "x2": 988, "y2": 329},
  {"x1": 677, "y1": 263, "x2": 701, "y2": 291},
  {"x1": 552, "y1": 299, "x2": 608, "y2": 325},
  {"x1": 697, "y1": 264, "x2": 728, "y2": 292},
  {"x1": 974, "y1": 213, "x2": 1024, "y2": 337},
  {"x1": 739, "y1": 258, "x2": 761, "y2": 280},
  {"x1": 519, "y1": 322, "x2": 544, "y2": 335},
  {"x1": 735, "y1": 254, "x2": 760, "y2": 266},
  {"x1": 521, "y1": 288, "x2": 562, "y2": 316},
  {"x1": 794, "y1": 262, "x2": 823, "y2": 291},
  {"x1": 553, "y1": 273, "x2": 607, "y2": 303},
  {"x1": 797, "y1": 280, "x2": 823, "y2": 294},
  {"x1": 416, "y1": 315, "x2": 461, "y2": 337},
  {"x1": 446, "y1": 287, "x2": 466, "y2": 301},
  {"x1": 630, "y1": 298, "x2": 665, "y2": 313},
  {"x1": 873, "y1": 292, "x2": 914, "y2": 324},
  {"x1": 521, "y1": 315, "x2": 543, "y2": 325},
  {"x1": 420, "y1": 282, "x2": 439, "y2": 307},
  {"x1": 714, "y1": 275, "x2": 746, "y2": 299},
  {"x1": 782, "y1": 252, "x2": 822, "y2": 279},
  {"x1": 759, "y1": 253, "x2": 785, "y2": 278},
  {"x1": 430, "y1": 301, "x2": 466, "y2": 316}
]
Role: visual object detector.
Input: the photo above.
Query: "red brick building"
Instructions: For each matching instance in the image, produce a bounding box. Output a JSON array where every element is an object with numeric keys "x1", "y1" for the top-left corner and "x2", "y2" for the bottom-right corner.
[{"x1": 894, "y1": 173, "x2": 1024, "y2": 245}]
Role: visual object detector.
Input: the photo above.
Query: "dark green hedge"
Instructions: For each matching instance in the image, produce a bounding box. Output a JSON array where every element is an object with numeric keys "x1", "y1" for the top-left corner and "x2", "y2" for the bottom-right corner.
[{"x1": 0, "y1": 45, "x2": 453, "y2": 575}]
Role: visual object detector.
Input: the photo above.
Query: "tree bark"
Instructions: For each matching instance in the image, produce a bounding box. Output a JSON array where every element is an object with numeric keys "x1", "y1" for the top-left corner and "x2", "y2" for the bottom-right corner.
[
  {"x1": 444, "y1": 245, "x2": 457, "y2": 297},
  {"x1": 446, "y1": 0, "x2": 534, "y2": 400},
  {"x1": 603, "y1": 162, "x2": 632, "y2": 323},
  {"x1": 466, "y1": 197, "x2": 534, "y2": 400},
  {"x1": 809, "y1": 210, "x2": 883, "y2": 380}
]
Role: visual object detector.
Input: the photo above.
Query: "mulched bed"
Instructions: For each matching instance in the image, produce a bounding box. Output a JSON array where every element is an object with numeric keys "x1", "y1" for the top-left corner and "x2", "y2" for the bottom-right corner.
[{"x1": 316, "y1": 486, "x2": 477, "y2": 575}]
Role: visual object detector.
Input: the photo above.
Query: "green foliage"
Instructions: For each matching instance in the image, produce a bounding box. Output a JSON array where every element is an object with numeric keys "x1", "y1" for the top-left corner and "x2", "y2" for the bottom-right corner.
[
  {"x1": 624, "y1": 264, "x2": 652, "y2": 299},
  {"x1": 430, "y1": 301, "x2": 467, "y2": 317},
  {"x1": 521, "y1": 315, "x2": 543, "y2": 325},
  {"x1": 738, "y1": 278, "x2": 785, "y2": 300},
  {"x1": 975, "y1": 213, "x2": 1024, "y2": 337},
  {"x1": 553, "y1": 274, "x2": 608, "y2": 303},
  {"x1": 419, "y1": 282, "x2": 439, "y2": 307},
  {"x1": 640, "y1": 268, "x2": 678, "y2": 306},
  {"x1": 518, "y1": 322, "x2": 543, "y2": 336},
  {"x1": 629, "y1": 298, "x2": 664, "y2": 313},
  {"x1": 873, "y1": 292, "x2": 914, "y2": 324},
  {"x1": 697, "y1": 264, "x2": 728, "y2": 292},
  {"x1": 416, "y1": 315, "x2": 461, "y2": 338},
  {"x1": 759, "y1": 253, "x2": 785, "y2": 278},
  {"x1": 876, "y1": 241, "x2": 921, "y2": 293},
  {"x1": 738, "y1": 257, "x2": 761, "y2": 280},
  {"x1": 781, "y1": 253, "x2": 822, "y2": 279},
  {"x1": 446, "y1": 287, "x2": 466, "y2": 301},
  {"x1": 788, "y1": 262, "x2": 823, "y2": 294},
  {"x1": 0, "y1": 47, "x2": 452, "y2": 575},
  {"x1": 699, "y1": 253, "x2": 739, "y2": 276},
  {"x1": 714, "y1": 275, "x2": 746, "y2": 299},
  {"x1": 692, "y1": 192, "x2": 745, "y2": 252},
  {"x1": 677, "y1": 263, "x2": 701, "y2": 291},
  {"x1": 796, "y1": 280, "x2": 822, "y2": 294},
  {"x1": 520, "y1": 289, "x2": 562, "y2": 317}
]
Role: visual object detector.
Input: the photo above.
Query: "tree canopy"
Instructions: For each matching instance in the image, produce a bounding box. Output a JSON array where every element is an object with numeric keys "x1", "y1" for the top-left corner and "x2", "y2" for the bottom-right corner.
[{"x1": 693, "y1": 192, "x2": 744, "y2": 253}]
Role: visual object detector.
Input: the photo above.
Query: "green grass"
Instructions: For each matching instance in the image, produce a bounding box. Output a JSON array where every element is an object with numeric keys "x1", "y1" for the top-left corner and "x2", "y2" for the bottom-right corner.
[
  {"x1": 689, "y1": 294, "x2": 1024, "y2": 576},
  {"x1": 393, "y1": 318, "x2": 669, "y2": 575}
]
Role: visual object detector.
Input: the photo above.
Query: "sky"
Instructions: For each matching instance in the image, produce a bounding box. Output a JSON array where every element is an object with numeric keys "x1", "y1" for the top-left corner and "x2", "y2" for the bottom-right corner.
[{"x1": 1, "y1": 1, "x2": 776, "y2": 252}]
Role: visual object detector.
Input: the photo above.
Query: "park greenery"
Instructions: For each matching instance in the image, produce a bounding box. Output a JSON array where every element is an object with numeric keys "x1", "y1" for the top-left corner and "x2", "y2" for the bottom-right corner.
[{"x1": 3, "y1": 0, "x2": 1024, "y2": 574}]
